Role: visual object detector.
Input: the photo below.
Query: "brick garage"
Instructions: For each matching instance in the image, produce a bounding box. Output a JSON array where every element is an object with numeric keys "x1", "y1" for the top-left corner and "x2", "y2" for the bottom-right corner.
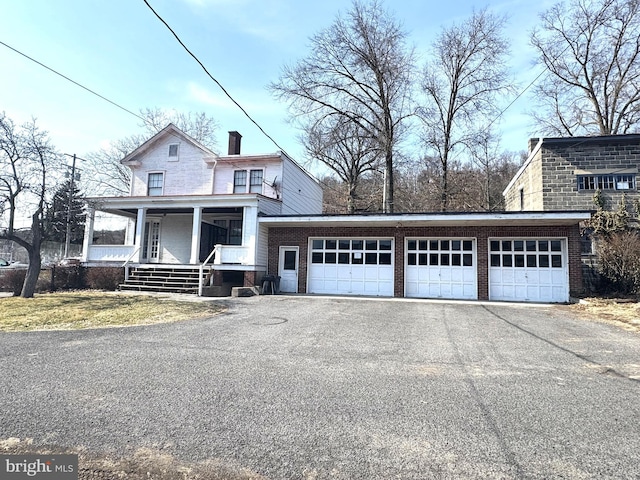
[{"x1": 260, "y1": 212, "x2": 591, "y2": 303}]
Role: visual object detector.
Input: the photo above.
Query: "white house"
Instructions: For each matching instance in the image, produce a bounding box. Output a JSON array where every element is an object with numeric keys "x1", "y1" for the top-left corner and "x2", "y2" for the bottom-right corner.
[{"x1": 81, "y1": 124, "x2": 323, "y2": 293}]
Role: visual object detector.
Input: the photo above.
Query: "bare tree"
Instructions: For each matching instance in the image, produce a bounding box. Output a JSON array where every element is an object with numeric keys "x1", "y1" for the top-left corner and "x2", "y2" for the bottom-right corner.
[
  {"x1": 0, "y1": 113, "x2": 61, "y2": 298},
  {"x1": 302, "y1": 116, "x2": 382, "y2": 213},
  {"x1": 531, "y1": 0, "x2": 640, "y2": 135},
  {"x1": 84, "y1": 108, "x2": 219, "y2": 196},
  {"x1": 419, "y1": 8, "x2": 512, "y2": 211},
  {"x1": 467, "y1": 131, "x2": 523, "y2": 211},
  {"x1": 271, "y1": 0, "x2": 414, "y2": 213}
]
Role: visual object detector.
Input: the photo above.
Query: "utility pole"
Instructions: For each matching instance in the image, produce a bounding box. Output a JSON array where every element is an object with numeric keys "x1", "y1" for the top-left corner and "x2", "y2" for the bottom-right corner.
[{"x1": 64, "y1": 154, "x2": 77, "y2": 258}]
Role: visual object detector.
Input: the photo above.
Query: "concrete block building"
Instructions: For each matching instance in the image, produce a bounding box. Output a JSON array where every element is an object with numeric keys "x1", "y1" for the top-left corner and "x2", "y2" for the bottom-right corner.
[{"x1": 503, "y1": 135, "x2": 640, "y2": 212}]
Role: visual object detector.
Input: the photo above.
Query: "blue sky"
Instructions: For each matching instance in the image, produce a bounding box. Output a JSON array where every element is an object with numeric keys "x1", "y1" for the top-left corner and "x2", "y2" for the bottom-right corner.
[{"x1": 1, "y1": 0, "x2": 556, "y2": 172}]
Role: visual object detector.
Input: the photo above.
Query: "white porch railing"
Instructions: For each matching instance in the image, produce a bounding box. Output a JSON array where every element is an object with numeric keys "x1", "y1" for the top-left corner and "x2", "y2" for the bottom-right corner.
[
  {"x1": 214, "y1": 245, "x2": 250, "y2": 265},
  {"x1": 122, "y1": 246, "x2": 141, "y2": 282},
  {"x1": 86, "y1": 245, "x2": 137, "y2": 263},
  {"x1": 199, "y1": 245, "x2": 219, "y2": 297}
]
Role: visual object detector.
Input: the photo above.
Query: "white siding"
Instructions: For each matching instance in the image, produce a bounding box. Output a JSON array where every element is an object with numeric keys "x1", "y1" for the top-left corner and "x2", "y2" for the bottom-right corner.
[
  {"x1": 256, "y1": 222, "x2": 269, "y2": 270},
  {"x1": 281, "y1": 157, "x2": 323, "y2": 215},
  {"x1": 158, "y1": 215, "x2": 193, "y2": 264},
  {"x1": 131, "y1": 137, "x2": 214, "y2": 196},
  {"x1": 257, "y1": 197, "x2": 282, "y2": 216}
]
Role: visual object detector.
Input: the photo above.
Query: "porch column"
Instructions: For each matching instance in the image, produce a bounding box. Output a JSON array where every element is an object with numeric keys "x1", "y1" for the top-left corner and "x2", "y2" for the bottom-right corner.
[
  {"x1": 243, "y1": 205, "x2": 257, "y2": 265},
  {"x1": 190, "y1": 206, "x2": 203, "y2": 264},
  {"x1": 81, "y1": 205, "x2": 95, "y2": 262},
  {"x1": 134, "y1": 207, "x2": 147, "y2": 263}
]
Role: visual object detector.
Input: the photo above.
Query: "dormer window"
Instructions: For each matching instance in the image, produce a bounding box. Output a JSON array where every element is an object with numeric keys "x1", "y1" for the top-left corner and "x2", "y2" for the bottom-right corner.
[
  {"x1": 168, "y1": 143, "x2": 179, "y2": 160},
  {"x1": 148, "y1": 172, "x2": 164, "y2": 196}
]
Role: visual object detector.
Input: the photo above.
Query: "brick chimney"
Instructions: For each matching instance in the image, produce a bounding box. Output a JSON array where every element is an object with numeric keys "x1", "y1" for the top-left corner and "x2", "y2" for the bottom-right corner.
[
  {"x1": 228, "y1": 131, "x2": 242, "y2": 155},
  {"x1": 528, "y1": 137, "x2": 540, "y2": 154}
]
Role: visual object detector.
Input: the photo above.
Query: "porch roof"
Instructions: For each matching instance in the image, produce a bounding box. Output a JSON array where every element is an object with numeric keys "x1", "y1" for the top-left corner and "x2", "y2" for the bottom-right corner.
[
  {"x1": 258, "y1": 211, "x2": 593, "y2": 228},
  {"x1": 86, "y1": 193, "x2": 279, "y2": 218}
]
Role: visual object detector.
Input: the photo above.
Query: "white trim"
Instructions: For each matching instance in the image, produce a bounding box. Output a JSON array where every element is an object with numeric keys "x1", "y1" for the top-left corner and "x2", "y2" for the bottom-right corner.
[
  {"x1": 147, "y1": 171, "x2": 165, "y2": 196},
  {"x1": 502, "y1": 138, "x2": 543, "y2": 196},
  {"x1": 168, "y1": 143, "x2": 180, "y2": 161},
  {"x1": 259, "y1": 211, "x2": 591, "y2": 227}
]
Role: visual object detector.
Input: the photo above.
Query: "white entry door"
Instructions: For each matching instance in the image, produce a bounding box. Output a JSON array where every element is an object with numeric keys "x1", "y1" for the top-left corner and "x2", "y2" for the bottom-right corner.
[
  {"x1": 142, "y1": 220, "x2": 161, "y2": 263},
  {"x1": 279, "y1": 246, "x2": 299, "y2": 293}
]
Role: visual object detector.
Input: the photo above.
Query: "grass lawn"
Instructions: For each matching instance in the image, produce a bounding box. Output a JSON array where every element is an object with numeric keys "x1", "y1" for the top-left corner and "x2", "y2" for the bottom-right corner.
[{"x1": 0, "y1": 291, "x2": 224, "y2": 331}]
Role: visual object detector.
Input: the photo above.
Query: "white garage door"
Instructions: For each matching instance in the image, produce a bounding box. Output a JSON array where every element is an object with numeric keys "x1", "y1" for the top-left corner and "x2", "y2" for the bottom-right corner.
[
  {"x1": 405, "y1": 238, "x2": 477, "y2": 299},
  {"x1": 308, "y1": 238, "x2": 394, "y2": 296},
  {"x1": 489, "y1": 239, "x2": 568, "y2": 303}
]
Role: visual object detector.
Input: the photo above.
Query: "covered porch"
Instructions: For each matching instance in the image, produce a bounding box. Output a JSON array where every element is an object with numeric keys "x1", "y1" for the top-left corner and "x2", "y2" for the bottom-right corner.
[{"x1": 81, "y1": 194, "x2": 271, "y2": 269}]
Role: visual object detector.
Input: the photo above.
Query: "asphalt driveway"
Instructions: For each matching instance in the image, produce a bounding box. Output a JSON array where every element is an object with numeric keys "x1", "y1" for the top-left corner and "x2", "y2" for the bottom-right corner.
[{"x1": 1, "y1": 295, "x2": 639, "y2": 479}]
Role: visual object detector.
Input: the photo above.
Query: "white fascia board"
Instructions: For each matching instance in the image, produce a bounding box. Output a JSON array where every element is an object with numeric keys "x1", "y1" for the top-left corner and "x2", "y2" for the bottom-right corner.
[
  {"x1": 87, "y1": 194, "x2": 262, "y2": 210},
  {"x1": 502, "y1": 138, "x2": 543, "y2": 196},
  {"x1": 259, "y1": 211, "x2": 592, "y2": 227}
]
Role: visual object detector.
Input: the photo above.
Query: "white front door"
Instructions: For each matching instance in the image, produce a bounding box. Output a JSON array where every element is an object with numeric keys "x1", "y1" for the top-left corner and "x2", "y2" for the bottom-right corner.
[
  {"x1": 142, "y1": 220, "x2": 161, "y2": 263},
  {"x1": 279, "y1": 246, "x2": 299, "y2": 293}
]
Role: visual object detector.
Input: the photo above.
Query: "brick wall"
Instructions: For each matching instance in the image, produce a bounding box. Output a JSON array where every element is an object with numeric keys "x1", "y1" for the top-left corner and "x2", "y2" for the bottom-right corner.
[{"x1": 267, "y1": 224, "x2": 584, "y2": 300}]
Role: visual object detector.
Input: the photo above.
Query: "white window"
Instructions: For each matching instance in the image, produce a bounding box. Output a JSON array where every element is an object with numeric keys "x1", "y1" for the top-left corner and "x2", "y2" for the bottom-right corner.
[
  {"x1": 168, "y1": 144, "x2": 179, "y2": 159},
  {"x1": 233, "y1": 170, "x2": 247, "y2": 193},
  {"x1": 578, "y1": 174, "x2": 636, "y2": 191},
  {"x1": 249, "y1": 169, "x2": 263, "y2": 194},
  {"x1": 148, "y1": 172, "x2": 164, "y2": 196}
]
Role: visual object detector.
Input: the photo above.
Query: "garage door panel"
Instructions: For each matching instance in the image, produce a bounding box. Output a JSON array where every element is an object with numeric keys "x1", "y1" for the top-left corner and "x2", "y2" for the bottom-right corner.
[
  {"x1": 514, "y1": 270, "x2": 527, "y2": 283},
  {"x1": 463, "y1": 269, "x2": 476, "y2": 282},
  {"x1": 309, "y1": 238, "x2": 394, "y2": 297},
  {"x1": 489, "y1": 238, "x2": 568, "y2": 303},
  {"x1": 405, "y1": 238, "x2": 477, "y2": 300}
]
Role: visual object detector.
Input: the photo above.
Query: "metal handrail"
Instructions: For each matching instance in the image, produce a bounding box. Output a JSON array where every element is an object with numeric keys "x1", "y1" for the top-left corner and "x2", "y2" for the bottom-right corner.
[
  {"x1": 122, "y1": 246, "x2": 141, "y2": 282},
  {"x1": 198, "y1": 244, "x2": 219, "y2": 296}
]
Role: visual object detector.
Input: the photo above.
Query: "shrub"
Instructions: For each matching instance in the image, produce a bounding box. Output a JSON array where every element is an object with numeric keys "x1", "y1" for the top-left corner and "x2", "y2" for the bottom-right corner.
[
  {"x1": 0, "y1": 269, "x2": 27, "y2": 296},
  {"x1": 50, "y1": 266, "x2": 84, "y2": 291},
  {"x1": 596, "y1": 231, "x2": 640, "y2": 295},
  {"x1": 85, "y1": 267, "x2": 124, "y2": 291}
]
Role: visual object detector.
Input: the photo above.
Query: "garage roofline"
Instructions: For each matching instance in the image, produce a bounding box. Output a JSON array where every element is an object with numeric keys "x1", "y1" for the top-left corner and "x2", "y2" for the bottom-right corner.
[{"x1": 259, "y1": 211, "x2": 592, "y2": 227}]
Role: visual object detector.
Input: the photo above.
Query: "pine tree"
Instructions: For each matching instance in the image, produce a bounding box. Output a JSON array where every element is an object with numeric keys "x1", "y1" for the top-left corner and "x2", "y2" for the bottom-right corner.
[{"x1": 44, "y1": 180, "x2": 85, "y2": 244}]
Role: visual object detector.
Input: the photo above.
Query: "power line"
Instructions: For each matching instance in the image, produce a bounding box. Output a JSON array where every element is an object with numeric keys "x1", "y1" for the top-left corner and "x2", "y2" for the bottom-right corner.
[
  {"x1": 142, "y1": 0, "x2": 290, "y2": 157},
  {"x1": 0, "y1": 40, "x2": 150, "y2": 126},
  {"x1": 141, "y1": 0, "x2": 351, "y2": 207}
]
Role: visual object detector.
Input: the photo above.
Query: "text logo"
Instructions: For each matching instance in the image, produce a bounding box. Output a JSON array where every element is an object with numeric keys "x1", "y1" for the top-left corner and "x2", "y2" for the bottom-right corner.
[{"x1": 1, "y1": 455, "x2": 78, "y2": 479}]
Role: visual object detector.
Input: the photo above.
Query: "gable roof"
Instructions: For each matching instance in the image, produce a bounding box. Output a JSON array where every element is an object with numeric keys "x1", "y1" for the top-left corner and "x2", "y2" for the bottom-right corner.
[{"x1": 120, "y1": 123, "x2": 218, "y2": 165}]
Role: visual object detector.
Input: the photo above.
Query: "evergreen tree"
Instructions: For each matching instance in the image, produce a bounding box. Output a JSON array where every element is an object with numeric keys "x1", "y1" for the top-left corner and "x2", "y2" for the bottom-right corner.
[{"x1": 44, "y1": 179, "x2": 84, "y2": 244}]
